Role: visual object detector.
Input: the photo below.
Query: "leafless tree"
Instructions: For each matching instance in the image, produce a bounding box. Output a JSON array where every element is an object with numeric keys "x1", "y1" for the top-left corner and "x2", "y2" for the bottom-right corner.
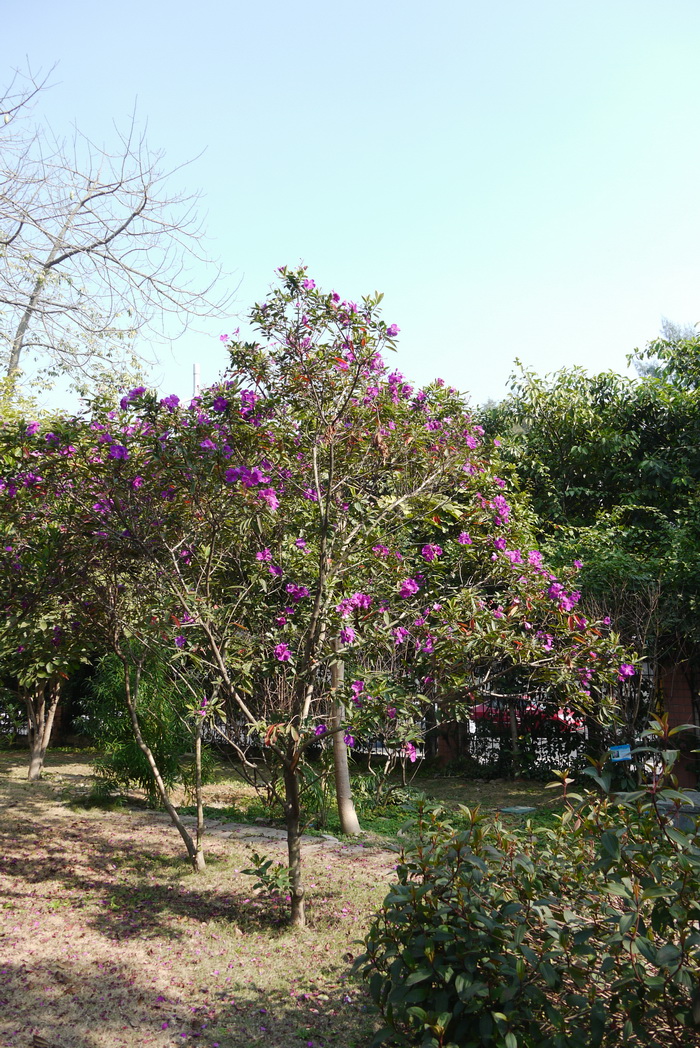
[{"x1": 0, "y1": 65, "x2": 233, "y2": 386}]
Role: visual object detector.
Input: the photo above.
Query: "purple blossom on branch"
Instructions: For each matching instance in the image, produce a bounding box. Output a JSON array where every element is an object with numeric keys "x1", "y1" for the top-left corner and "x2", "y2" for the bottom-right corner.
[
  {"x1": 274, "y1": 643, "x2": 291, "y2": 662},
  {"x1": 286, "y1": 582, "x2": 309, "y2": 602},
  {"x1": 108, "y1": 444, "x2": 129, "y2": 460},
  {"x1": 336, "y1": 592, "x2": 372, "y2": 618},
  {"x1": 399, "y1": 578, "x2": 420, "y2": 599},
  {"x1": 120, "y1": 386, "x2": 146, "y2": 410},
  {"x1": 258, "y1": 488, "x2": 280, "y2": 511}
]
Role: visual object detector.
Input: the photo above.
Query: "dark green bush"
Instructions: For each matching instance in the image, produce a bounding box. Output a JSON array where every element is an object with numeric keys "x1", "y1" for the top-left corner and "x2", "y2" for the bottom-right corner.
[
  {"x1": 88, "y1": 653, "x2": 214, "y2": 804},
  {"x1": 357, "y1": 724, "x2": 700, "y2": 1047}
]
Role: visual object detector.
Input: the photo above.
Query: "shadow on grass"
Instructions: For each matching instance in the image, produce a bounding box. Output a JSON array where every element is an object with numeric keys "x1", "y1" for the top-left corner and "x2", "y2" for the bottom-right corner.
[{"x1": 0, "y1": 953, "x2": 377, "y2": 1048}]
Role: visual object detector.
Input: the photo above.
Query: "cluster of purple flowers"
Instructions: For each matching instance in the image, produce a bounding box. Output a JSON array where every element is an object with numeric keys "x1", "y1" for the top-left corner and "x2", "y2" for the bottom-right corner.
[
  {"x1": 399, "y1": 578, "x2": 420, "y2": 599},
  {"x1": 336, "y1": 592, "x2": 372, "y2": 618},
  {"x1": 547, "y1": 581, "x2": 581, "y2": 613},
  {"x1": 285, "y1": 582, "x2": 309, "y2": 602},
  {"x1": 119, "y1": 387, "x2": 146, "y2": 411}
]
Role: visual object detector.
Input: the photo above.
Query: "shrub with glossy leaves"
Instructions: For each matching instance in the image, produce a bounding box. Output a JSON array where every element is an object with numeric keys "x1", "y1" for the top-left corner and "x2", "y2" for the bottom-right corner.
[{"x1": 357, "y1": 721, "x2": 700, "y2": 1048}]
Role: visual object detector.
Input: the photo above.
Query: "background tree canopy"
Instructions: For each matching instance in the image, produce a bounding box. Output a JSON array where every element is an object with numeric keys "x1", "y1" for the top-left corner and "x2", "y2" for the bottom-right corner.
[{"x1": 480, "y1": 333, "x2": 700, "y2": 737}]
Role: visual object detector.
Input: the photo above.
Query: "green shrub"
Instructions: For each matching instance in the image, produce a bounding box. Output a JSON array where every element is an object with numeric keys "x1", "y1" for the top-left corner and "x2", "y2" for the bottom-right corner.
[
  {"x1": 88, "y1": 653, "x2": 214, "y2": 805},
  {"x1": 357, "y1": 724, "x2": 700, "y2": 1047}
]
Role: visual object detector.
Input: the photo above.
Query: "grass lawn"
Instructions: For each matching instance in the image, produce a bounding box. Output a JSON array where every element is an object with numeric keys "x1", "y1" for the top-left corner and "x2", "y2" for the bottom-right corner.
[{"x1": 0, "y1": 749, "x2": 564, "y2": 1048}]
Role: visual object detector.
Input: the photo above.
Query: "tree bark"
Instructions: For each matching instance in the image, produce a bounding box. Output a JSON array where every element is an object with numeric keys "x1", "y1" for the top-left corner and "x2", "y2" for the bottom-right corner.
[
  {"x1": 509, "y1": 705, "x2": 521, "y2": 779},
  {"x1": 330, "y1": 639, "x2": 362, "y2": 836},
  {"x1": 283, "y1": 761, "x2": 305, "y2": 928},
  {"x1": 25, "y1": 680, "x2": 61, "y2": 781},
  {"x1": 194, "y1": 717, "x2": 206, "y2": 872}
]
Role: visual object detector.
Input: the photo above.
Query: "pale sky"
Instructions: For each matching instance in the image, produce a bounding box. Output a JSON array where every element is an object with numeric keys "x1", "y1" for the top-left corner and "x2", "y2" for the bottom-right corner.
[{"x1": 3, "y1": 1, "x2": 700, "y2": 408}]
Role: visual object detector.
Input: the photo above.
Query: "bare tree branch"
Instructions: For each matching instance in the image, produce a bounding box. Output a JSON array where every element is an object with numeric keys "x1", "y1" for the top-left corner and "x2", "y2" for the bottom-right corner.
[{"x1": 0, "y1": 76, "x2": 235, "y2": 385}]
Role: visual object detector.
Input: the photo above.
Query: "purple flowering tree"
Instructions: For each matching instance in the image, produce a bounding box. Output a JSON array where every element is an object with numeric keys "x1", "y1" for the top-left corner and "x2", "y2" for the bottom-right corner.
[{"x1": 0, "y1": 268, "x2": 633, "y2": 925}]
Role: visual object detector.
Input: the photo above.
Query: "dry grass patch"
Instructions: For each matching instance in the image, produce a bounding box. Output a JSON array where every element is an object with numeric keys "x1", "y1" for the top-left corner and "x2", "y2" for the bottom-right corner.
[{"x1": 0, "y1": 752, "x2": 392, "y2": 1048}]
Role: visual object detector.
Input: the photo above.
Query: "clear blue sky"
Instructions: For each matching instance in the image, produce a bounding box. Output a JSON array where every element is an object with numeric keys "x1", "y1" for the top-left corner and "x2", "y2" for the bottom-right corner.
[{"x1": 3, "y1": 0, "x2": 700, "y2": 407}]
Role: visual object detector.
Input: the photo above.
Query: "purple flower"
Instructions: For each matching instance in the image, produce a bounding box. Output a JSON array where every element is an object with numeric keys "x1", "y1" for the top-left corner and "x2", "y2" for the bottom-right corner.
[
  {"x1": 387, "y1": 707, "x2": 397, "y2": 719},
  {"x1": 351, "y1": 680, "x2": 364, "y2": 696},
  {"x1": 256, "y1": 548, "x2": 273, "y2": 562},
  {"x1": 199, "y1": 439, "x2": 217, "y2": 451},
  {"x1": 302, "y1": 278, "x2": 316, "y2": 290},
  {"x1": 386, "y1": 323, "x2": 400, "y2": 338},
  {"x1": 393, "y1": 626, "x2": 410, "y2": 645},
  {"x1": 372, "y1": 544, "x2": 390, "y2": 557},
  {"x1": 403, "y1": 742, "x2": 417, "y2": 763},
  {"x1": 160, "y1": 394, "x2": 180, "y2": 412},
  {"x1": 212, "y1": 396, "x2": 229, "y2": 411},
  {"x1": 618, "y1": 664, "x2": 636, "y2": 681},
  {"x1": 314, "y1": 724, "x2": 327, "y2": 736},
  {"x1": 336, "y1": 592, "x2": 373, "y2": 618},
  {"x1": 303, "y1": 487, "x2": 318, "y2": 502},
  {"x1": 174, "y1": 635, "x2": 186, "y2": 649},
  {"x1": 220, "y1": 333, "x2": 230, "y2": 342},
  {"x1": 269, "y1": 564, "x2": 283, "y2": 576},
  {"x1": 286, "y1": 582, "x2": 309, "y2": 602},
  {"x1": 119, "y1": 386, "x2": 146, "y2": 410},
  {"x1": 131, "y1": 476, "x2": 144, "y2": 489},
  {"x1": 274, "y1": 643, "x2": 291, "y2": 662},
  {"x1": 421, "y1": 543, "x2": 442, "y2": 562},
  {"x1": 258, "y1": 488, "x2": 280, "y2": 511},
  {"x1": 339, "y1": 626, "x2": 356, "y2": 645},
  {"x1": 457, "y1": 532, "x2": 472, "y2": 545},
  {"x1": 295, "y1": 538, "x2": 307, "y2": 549},
  {"x1": 108, "y1": 444, "x2": 129, "y2": 460},
  {"x1": 399, "y1": 578, "x2": 420, "y2": 599},
  {"x1": 26, "y1": 421, "x2": 40, "y2": 435},
  {"x1": 343, "y1": 733, "x2": 355, "y2": 748}
]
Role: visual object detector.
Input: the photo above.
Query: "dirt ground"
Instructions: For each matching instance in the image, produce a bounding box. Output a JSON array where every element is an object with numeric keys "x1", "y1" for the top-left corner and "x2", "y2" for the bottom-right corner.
[{"x1": 0, "y1": 752, "x2": 396, "y2": 1048}]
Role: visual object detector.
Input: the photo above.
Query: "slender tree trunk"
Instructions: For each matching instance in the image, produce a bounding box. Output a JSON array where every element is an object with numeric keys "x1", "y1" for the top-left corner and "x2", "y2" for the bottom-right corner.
[
  {"x1": 25, "y1": 681, "x2": 61, "y2": 781},
  {"x1": 509, "y1": 705, "x2": 521, "y2": 779},
  {"x1": 120, "y1": 655, "x2": 202, "y2": 872},
  {"x1": 283, "y1": 761, "x2": 305, "y2": 928},
  {"x1": 330, "y1": 639, "x2": 361, "y2": 836},
  {"x1": 194, "y1": 718, "x2": 206, "y2": 872}
]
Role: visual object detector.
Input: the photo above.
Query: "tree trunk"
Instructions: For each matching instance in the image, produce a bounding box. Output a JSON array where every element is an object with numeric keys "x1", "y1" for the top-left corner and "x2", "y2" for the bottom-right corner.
[
  {"x1": 330, "y1": 640, "x2": 361, "y2": 836},
  {"x1": 25, "y1": 680, "x2": 61, "y2": 781},
  {"x1": 509, "y1": 705, "x2": 521, "y2": 779},
  {"x1": 120, "y1": 656, "x2": 202, "y2": 872},
  {"x1": 194, "y1": 718, "x2": 206, "y2": 872},
  {"x1": 283, "y1": 761, "x2": 305, "y2": 928}
]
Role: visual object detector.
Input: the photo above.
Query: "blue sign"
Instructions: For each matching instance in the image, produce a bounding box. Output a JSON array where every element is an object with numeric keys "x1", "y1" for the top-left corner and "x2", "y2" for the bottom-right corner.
[{"x1": 610, "y1": 744, "x2": 632, "y2": 762}]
